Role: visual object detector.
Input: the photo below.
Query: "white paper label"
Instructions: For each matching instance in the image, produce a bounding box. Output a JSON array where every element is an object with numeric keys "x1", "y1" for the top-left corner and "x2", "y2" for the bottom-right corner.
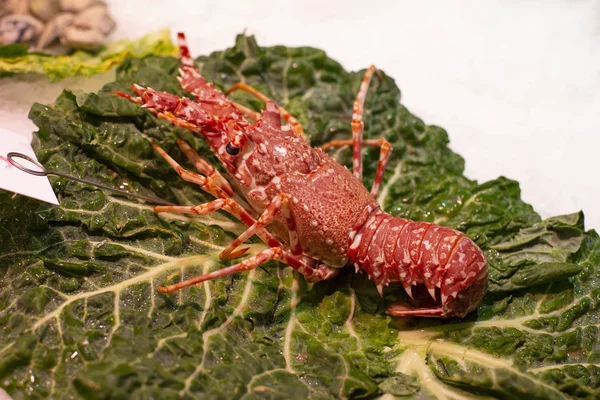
[{"x1": 0, "y1": 128, "x2": 59, "y2": 205}]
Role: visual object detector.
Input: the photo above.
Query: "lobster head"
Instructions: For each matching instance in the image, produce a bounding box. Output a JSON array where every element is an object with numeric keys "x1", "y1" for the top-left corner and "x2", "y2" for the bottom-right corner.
[
  {"x1": 128, "y1": 79, "x2": 318, "y2": 194},
  {"x1": 198, "y1": 100, "x2": 321, "y2": 191}
]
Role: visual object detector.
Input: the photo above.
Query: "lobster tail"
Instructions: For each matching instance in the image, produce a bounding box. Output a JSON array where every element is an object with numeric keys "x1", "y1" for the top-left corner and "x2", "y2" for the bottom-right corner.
[{"x1": 348, "y1": 212, "x2": 488, "y2": 318}]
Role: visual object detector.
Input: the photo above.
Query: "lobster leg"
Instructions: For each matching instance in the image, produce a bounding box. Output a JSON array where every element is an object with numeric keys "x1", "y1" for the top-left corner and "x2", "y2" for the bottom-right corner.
[
  {"x1": 307, "y1": 263, "x2": 340, "y2": 283},
  {"x1": 320, "y1": 137, "x2": 392, "y2": 196},
  {"x1": 151, "y1": 141, "x2": 283, "y2": 251},
  {"x1": 155, "y1": 190, "x2": 339, "y2": 289},
  {"x1": 175, "y1": 138, "x2": 235, "y2": 197},
  {"x1": 220, "y1": 193, "x2": 301, "y2": 260},
  {"x1": 386, "y1": 303, "x2": 443, "y2": 317},
  {"x1": 154, "y1": 200, "x2": 229, "y2": 215},
  {"x1": 225, "y1": 82, "x2": 305, "y2": 138},
  {"x1": 151, "y1": 140, "x2": 223, "y2": 198},
  {"x1": 350, "y1": 65, "x2": 377, "y2": 182},
  {"x1": 157, "y1": 247, "x2": 328, "y2": 293}
]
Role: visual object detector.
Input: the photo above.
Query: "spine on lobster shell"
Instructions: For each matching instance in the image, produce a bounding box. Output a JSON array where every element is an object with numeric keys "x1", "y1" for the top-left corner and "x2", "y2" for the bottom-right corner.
[{"x1": 346, "y1": 209, "x2": 488, "y2": 317}]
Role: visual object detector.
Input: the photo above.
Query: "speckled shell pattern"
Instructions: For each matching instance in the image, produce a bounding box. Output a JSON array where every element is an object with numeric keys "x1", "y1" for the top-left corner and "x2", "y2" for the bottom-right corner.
[
  {"x1": 347, "y1": 210, "x2": 488, "y2": 317},
  {"x1": 264, "y1": 154, "x2": 377, "y2": 268},
  {"x1": 235, "y1": 104, "x2": 377, "y2": 268},
  {"x1": 125, "y1": 55, "x2": 489, "y2": 317}
]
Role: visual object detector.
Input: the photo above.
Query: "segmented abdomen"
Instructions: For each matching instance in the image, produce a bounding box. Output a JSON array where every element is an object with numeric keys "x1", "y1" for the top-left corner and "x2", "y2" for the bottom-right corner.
[{"x1": 346, "y1": 209, "x2": 488, "y2": 317}]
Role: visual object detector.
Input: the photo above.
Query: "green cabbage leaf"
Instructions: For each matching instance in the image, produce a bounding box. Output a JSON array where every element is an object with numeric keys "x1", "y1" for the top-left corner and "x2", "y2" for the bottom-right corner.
[
  {"x1": 1, "y1": 34, "x2": 598, "y2": 399},
  {"x1": 0, "y1": 29, "x2": 177, "y2": 81}
]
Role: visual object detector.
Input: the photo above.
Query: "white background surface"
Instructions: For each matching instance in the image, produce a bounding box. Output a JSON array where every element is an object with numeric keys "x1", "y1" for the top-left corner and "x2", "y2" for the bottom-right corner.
[
  {"x1": 1, "y1": 0, "x2": 599, "y2": 230},
  {"x1": 0, "y1": 129, "x2": 59, "y2": 205}
]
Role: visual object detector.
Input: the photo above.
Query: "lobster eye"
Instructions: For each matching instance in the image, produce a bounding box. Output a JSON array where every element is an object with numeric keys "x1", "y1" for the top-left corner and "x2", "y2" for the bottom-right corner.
[{"x1": 225, "y1": 142, "x2": 241, "y2": 156}]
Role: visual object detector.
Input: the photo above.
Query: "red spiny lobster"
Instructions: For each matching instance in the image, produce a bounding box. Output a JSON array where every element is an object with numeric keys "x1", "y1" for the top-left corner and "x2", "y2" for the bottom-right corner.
[{"x1": 116, "y1": 33, "x2": 488, "y2": 318}]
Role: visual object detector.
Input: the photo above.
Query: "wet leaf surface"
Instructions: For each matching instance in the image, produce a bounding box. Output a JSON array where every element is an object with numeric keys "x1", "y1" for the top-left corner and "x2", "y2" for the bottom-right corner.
[{"x1": 1, "y1": 34, "x2": 598, "y2": 399}]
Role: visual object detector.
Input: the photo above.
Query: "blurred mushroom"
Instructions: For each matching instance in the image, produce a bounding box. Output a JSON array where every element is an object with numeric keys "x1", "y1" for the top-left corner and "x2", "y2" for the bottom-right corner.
[
  {"x1": 0, "y1": 14, "x2": 43, "y2": 45},
  {"x1": 72, "y1": 3, "x2": 114, "y2": 35},
  {"x1": 0, "y1": 0, "x2": 116, "y2": 52},
  {"x1": 59, "y1": 0, "x2": 97, "y2": 13},
  {"x1": 60, "y1": 24, "x2": 105, "y2": 51},
  {"x1": 35, "y1": 12, "x2": 74, "y2": 50},
  {"x1": 30, "y1": 0, "x2": 62, "y2": 22},
  {"x1": 0, "y1": 0, "x2": 12, "y2": 18},
  {"x1": 3, "y1": 0, "x2": 30, "y2": 15},
  {"x1": 59, "y1": 3, "x2": 114, "y2": 50}
]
